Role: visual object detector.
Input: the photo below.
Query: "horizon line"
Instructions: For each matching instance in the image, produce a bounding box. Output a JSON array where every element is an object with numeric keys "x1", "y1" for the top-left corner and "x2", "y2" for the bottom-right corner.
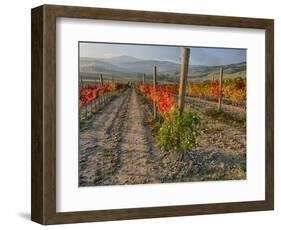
[{"x1": 80, "y1": 55, "x2": 246, "y2": 67}]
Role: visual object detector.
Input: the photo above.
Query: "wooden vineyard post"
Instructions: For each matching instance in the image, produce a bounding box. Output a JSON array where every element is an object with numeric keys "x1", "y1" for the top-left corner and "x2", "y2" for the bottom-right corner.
[
  {"x1": 100, "y1": 74, "x2": 104, "y2": 85},
  {"x1": 100, "y1": 74, "x2": 105, "y2": 105},
  {"x1": 218, "y1": 67, "x2": 223, "y2": 111},
  {"x1": 143, "y1": 73, "x2": 146, "y2": 84},
  {"x1": 90, "y1": 99, "x2": 93, "y2": 116},
  {"x1": 178, "y1": 48, "x2": 190, "y2": 115},
  {"x1": 93, "y1": 97, "x2": 96, "y2": 113},
  {"x1": 85, "y1": 103, "x2": 88, "y2": 120},
  {"x1": 153, "y1": 66, "x2": 157, "y2": 119}
]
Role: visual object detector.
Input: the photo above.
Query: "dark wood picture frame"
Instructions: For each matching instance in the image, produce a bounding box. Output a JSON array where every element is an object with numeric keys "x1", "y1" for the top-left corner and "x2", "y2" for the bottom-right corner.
[{"x1": 31, "y1": 4, "x2": 274, "y2": 225}]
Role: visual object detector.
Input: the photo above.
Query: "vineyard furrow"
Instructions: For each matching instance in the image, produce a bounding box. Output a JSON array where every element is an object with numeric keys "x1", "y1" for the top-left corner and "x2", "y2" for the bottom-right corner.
[
  {"x1": 103, "y1": 89, "x2": 162, "y2": 185},
  {"x1": 79, "y1": 90, "x2": 130, "y2": 186}
]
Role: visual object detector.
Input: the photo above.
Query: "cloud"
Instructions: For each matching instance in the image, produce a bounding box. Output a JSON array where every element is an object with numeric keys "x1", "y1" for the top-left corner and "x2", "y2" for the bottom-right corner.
[{"x1": 102, "y1": 52, "x2": 114, "y2": 58}]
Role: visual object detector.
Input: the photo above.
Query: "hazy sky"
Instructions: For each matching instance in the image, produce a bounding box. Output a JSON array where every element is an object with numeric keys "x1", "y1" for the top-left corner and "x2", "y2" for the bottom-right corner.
[{"x1": 80, "y1": 42, "x2": 246, "y2": 66}]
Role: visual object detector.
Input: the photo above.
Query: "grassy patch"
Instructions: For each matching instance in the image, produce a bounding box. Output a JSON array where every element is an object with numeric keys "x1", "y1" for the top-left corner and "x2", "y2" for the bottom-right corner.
[
  {"x1": 203, "y1": 123, "x2": 225, "y2": 134},
  {"x1": 90, "y1": 169, "x2": 112, "y2": 185},
  {"x1": 224, "y1": 166, "x2": 246, "y2": 180},
  {"x1": 92, "y1": 174, "x2": 105, "y2": 184},
  {"x1": 80, "y1": 120, "x2": 91, "y2": 132},
  {"x1": 204, "y1": 108, "x2": 246, "y2": 130},
  {"x1": 151, "y1": 119, "x2": 162, "y2": 137}
]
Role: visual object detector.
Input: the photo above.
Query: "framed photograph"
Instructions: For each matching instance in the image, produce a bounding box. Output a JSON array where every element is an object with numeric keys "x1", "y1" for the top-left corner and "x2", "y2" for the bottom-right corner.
[{"x1": 31, "y1": 4, "x2": 274, "y2": 225}]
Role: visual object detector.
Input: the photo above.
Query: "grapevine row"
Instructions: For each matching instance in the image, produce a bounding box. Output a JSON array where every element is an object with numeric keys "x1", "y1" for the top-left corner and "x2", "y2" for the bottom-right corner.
[
  {"x1": 138, "y1": 77, "x2": 246, "y2": 106},
  {"x1": 79, "y1": 82, "x2": 128, "y2": 120}
]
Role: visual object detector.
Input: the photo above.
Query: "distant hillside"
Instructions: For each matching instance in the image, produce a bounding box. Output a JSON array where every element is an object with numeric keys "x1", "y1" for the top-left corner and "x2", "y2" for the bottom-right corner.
[
  {"x1": 80, "y1": 55, "x2": 246, "y2": 82},
  {"x1": 188, "y1": 62, "x2": 246, "y2": 81}
]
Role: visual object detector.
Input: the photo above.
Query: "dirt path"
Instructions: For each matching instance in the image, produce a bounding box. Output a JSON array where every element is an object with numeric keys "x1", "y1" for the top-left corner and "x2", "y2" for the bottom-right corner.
[
  {"x1": 79, "y1": 90, "x2": 130, "y2": 186},
  {"x1": 79, "y1": 88, "x2": 162, "y2": 186},
  {"x1": 103, "y1": 89, "x2": 162, "y2": 185}
]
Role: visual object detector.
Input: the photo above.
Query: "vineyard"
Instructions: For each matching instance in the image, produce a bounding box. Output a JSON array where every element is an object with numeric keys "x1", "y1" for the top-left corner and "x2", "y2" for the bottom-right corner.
[
  {"x1": 188, "y1": 78, "x2": 246, "y2": 106},
  {"x1": 80, "y1": 78, "x2": 246, "y2": 121},
  {"x1": 79, "y1": 77, "x2": 246, "y2": 186},
  {"x1": 137, "y1": 77, "x2": 246, "y2": 110},
  {"x1": 79, "y1": 82, "x2": 128, "y2": 120},
  {"x1": 79, "y1": 47, "x2": 246, "y2": 186}
]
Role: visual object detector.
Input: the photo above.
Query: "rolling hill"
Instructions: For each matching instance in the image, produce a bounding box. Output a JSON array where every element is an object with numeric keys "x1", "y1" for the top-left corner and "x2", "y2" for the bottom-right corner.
[{"x1": 80, "y1": 55, "x2": 246, "y2": 82}]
